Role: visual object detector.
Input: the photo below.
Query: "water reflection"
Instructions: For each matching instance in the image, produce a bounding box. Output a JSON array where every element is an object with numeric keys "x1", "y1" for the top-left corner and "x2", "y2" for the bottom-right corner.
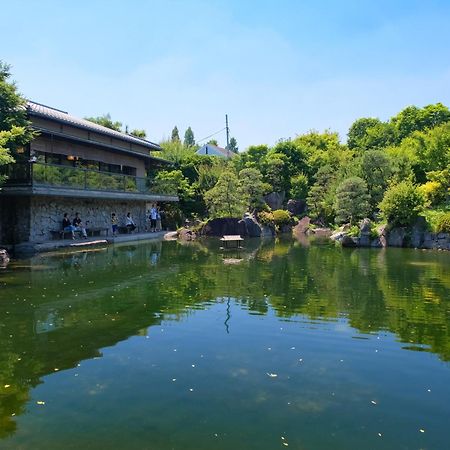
[{"x1": 0, "y1": 238, "x2": 449, "y2": 444}]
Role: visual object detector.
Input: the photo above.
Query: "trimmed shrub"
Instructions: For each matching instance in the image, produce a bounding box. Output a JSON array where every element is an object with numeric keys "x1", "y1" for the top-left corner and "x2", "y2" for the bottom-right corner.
[
  {"x1": 379, "y1": 181, "x2": 425, "y2": 227},
  {"x1": 272, "y1": 209, "x2": 292, "y2": 226}
]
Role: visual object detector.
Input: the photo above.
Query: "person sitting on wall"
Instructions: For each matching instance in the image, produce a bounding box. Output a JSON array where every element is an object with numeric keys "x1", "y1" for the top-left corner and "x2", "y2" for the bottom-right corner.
[
  {"x1": 125, "y1": 212, "x2": 136, "y2": 232},
  {"x1": 73, "y1": 212, "x2": 88, "y2": 238},
  {"x1": 62, "y1": 213, "x2": 76, "y2": 239},
  {"x1": 111, "y1": 212, "x2": 118, "y2": 236}
]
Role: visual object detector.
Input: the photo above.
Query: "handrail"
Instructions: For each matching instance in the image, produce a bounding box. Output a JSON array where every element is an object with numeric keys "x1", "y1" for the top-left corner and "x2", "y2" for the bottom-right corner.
[{"x1": 2, "y1": 162, "x2": 176, "y2": 196}]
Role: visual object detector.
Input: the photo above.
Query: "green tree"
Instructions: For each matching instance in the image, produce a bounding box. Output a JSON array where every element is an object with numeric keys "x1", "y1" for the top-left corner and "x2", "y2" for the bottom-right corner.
[
  {"x1": 130, "y1": 129, "x2": 146, "y2": 138},
  {"x1": 183, "y1": 126, "x2": 195, "y2": 147},
  {"x1": 153, "y1": 170, "x2": 193, "y2": 199},
  {"x1": 264, "y1": 152, "x2": 289, "y2": 193},
  {"x1": 391, "y1": 103, "x2": 450, "y2": 143},
  {"x1": 379, "y1": 181, "x2": 425, "y2": 226},
  {"x1": 347, "y1": 118, "x2": 395, "y2": 151},
  {"x1": 290, "y1": 173, "x2": 309, "y2": 199},
  {"x1": 0, "y1": 129, "x2": 18, "y2": 184},
  {"x1": 307, "y1": 165, "x2": 337, "y2": 224},
  {"x1": 207, "y1": 139, "x2": 218, "y2": 146},
  {"x1": 228, "y1": 137, "x2": 238, "y2": 153},
  {"x1": 85, "y1": 113, "x2": 122, "y2": 131},
  {"x1": 0, "y1": 61, "x2": 34, "y2": 184},
  {"x1": 204, "y1": 171, "x2": 247, "y2": 218},
  {"x1": 238, "y1": 167, "x2": 270, "y2": 211},
  {"x1": 158, "y1": 139, "x2": 195, "y2": 164},
  {"x1": 359, "y1": 150, "x2": 392, "y2": 209},
  {"x1": 238, "y1": 145, "x2": 269, "y2": 170},
  {"x1": 171, "y1": 126, "x2": 180, "y2": 142},
  {"x1": 347, "y1": 118, "x2": 382, "y2": 150},
  {"x1": 334, "y1": 177, "x2": 370, "y2": 224}
]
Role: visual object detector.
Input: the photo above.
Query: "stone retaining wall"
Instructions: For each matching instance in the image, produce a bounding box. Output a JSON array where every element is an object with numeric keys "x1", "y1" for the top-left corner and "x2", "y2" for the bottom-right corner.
[{"x1": 29, "y1": 196, "x2": 150, "y2": 242}]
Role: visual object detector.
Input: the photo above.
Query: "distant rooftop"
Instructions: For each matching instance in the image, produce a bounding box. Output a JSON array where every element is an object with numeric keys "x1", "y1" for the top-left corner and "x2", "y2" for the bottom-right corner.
[
  {"x1": 27, "y1": 101, "x2": 161, "y2": 151},
  {"x1": 196, "y1": 143, "x2": 236, "y2": 158}
]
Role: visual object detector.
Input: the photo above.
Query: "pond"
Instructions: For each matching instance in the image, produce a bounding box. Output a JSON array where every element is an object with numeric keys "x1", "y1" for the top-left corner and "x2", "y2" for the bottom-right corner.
[{"x1": 0, "y1": 238, "x2": 449, "y2": 449}]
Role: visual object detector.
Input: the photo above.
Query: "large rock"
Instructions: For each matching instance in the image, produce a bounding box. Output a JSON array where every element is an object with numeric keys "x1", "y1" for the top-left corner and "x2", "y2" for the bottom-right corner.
[
  {"x1": 238, "y1": 215, "x2": 262, "y2": 237},
  {"x1": 0, "y1": 249, "x2": 10, "y2": 268},
  {"x1": 287, "y1": 199, "x2": 306, "y2": 216},
  {"x1": 359, "y1": 218, "x2": 372, "y2": 247},
  {"x1": 359, "y1": 218, "x2": 371, "y2": 233},
  {"x1": 341, "y1": 235, "x2": 358, "y2": 247},
  {"x1": 387, "y1": 227, "x2": 406, "y2": 247},
  {"x1": 178, "y1": 228, "x2": 196, "y2": 241},
  {"x1": 377, "y1": 225, "x2": 388, "y2": 248},
  {"x1": 411, "y1": 217, "x2": 427, "y2": 248},
  {"x1": 293, "y1": 216, "x2": 311, "y2": 235},
  {"x1": 330, "y1": 231, "x2": 347, "y2": 242},
  {"x1": 264, "y1": 192, "x2": 285, "y2": 210},
  {"x1": 200, "y1": 218, "x2": 243, "y2": 237}
]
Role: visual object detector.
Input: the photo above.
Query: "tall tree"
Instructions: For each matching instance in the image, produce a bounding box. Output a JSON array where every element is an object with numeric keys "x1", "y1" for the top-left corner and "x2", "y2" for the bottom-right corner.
[
  {"x1": 184, "y1": 127, "x2": 195, "y2": 147},
  {"x1": 204, "y1": 171, "x2": 247, "y2": 218},
  {"x1": 84, "y1": 113, "x2": 122, "y2": 131},
  {"x1": 0, "y1": 61, "x2": 34, "y2": 184},
  {"x1": 347, "y1": 118, "x2": 395, "y2": 151},
  {"x1": 228, "y1": 137, "x2": 238, "y2": 153},
  {"x1": 171, "y1": 126, "x2": 180, "y2": 142},
  {"x1": 334, "y1": 177, "x2": 370, "y2": 225},
  {"x1": 359, "y1": 150, "x2": 392, "y2": 209},
  {"x1": 238, "y1": 167, "x2": 269, "y2": 210}
]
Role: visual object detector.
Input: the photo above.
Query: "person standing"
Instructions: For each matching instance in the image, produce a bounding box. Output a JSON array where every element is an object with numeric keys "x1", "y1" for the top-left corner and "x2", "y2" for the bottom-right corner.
[
  {"x1": 156, "y1": 207, "x2": 162, "y2": 232},
  {"x1": 73, "y1": 212, "x2": 88, "y2": 238},
  {"x1": 150, "y1": 204, "x2": 158, "y2": 232},
  {"x1": 111, "y1": 212, "x2": 118, "y2": 236}
]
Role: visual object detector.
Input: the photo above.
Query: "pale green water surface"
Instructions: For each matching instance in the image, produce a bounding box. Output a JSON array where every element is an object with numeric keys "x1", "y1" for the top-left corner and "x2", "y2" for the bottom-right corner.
[{"x1": 0, "y1": 238, "x2": 449, "y2": 449}]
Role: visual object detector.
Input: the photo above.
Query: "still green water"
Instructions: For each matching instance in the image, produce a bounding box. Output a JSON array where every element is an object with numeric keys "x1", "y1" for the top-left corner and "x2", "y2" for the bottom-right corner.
[{"x1": 0, "y1": 238, "x2": 449, "y2": 449}]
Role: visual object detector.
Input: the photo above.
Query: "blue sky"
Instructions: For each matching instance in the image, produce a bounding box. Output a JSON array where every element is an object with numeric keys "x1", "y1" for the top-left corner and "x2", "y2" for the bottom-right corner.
[{"x1": 1, "y1": 0, "x2": 450, "y2": 149}]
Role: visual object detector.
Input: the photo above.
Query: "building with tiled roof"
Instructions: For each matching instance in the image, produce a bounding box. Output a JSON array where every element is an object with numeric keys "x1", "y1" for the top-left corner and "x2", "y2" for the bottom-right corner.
[{"x1": 0, "y1": 101, "x2": 178, "y2": 247}]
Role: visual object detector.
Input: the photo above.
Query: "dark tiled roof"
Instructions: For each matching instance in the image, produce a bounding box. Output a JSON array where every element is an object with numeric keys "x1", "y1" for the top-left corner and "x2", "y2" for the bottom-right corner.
[{"x1": 27, "y1": 101, "x2": 161, "y2": 151}]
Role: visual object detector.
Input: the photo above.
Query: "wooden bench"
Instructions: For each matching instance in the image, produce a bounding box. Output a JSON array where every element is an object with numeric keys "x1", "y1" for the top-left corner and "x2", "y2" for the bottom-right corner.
[
  {"x1": 220, "y1": 235, "x2": 244, "y2": 249},
  {"x1": 86, "y1": 227, "x2": 109, "y2": 237},
  {"x1": 118, "y1": 225, "x2": 139, "y2": 234}
]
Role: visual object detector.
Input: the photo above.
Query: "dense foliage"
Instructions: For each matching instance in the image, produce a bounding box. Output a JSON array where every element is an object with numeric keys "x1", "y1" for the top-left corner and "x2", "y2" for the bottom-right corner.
[
  {"x1": 155, "y1": 102, "x2": 449, "y2": 231},
  {"x1": 0, "y1": 61, "x2": 34, "y2": 185}
]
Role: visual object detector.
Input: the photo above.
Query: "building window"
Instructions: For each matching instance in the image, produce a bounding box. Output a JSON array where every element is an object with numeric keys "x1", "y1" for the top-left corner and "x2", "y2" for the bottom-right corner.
[{"x1": 122, "y1": 166, "x2": 137, "y2": 176}]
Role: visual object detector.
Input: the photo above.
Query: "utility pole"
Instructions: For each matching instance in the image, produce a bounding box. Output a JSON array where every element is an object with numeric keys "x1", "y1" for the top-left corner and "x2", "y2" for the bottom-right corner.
[{"x1": 225, "y1": 114, "x2": 230, "y2": 157}]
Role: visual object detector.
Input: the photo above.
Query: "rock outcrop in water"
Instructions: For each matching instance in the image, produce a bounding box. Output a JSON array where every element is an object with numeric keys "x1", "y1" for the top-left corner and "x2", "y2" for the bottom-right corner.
[
  {"x1": 330, "y1": 218, "x2": 450, "y2": 250},
  {"x1": 200, "y1": 215, "x2": 274, "y2": 238}
]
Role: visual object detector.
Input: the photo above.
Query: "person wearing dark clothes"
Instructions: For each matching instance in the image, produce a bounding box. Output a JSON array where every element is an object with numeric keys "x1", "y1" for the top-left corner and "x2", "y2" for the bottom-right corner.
[
  {"x1": 62, "y1": 213, "x2": 75, "y2": 239},
  {"x1": 72, "y1": 212, "x2": 87, "y2": 238}
]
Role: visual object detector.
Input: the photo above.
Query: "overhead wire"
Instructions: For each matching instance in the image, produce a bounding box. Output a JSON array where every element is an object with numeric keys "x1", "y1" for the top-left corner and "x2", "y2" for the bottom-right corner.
[{"x1": 196, "y1": 127, "x2": 226, "y2": 143}]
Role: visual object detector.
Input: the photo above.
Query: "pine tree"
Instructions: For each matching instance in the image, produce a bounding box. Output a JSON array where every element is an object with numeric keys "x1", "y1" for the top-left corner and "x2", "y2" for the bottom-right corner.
[
  {"x1": 171, "y1": 126, "x2": 180, "y2": 142},
  {"x1": 183, "y1": 127, "x2": 195, "y2": 147},
  {"x1": 228, "y1": 137, "x2": 238, "y2": 153}
]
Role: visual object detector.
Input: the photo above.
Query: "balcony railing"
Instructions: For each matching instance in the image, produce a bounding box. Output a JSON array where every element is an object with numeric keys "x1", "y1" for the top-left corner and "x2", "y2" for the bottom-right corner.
[{"x1": 1, "y1": 162, "x2": 176, "y2": 197}]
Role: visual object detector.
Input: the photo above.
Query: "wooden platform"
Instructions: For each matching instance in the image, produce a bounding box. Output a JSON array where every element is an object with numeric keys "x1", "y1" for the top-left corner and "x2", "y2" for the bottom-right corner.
[{"x1": 220, "y1": 235, "x2": 244, "y2": 249}]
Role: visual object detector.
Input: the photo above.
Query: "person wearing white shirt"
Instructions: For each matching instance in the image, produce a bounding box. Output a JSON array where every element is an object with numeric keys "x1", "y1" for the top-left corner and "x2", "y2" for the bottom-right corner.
[
  {"x1": 125, "y1": 212, "x2": 136, "y2": 232},
  {"x1": 149, "y1": 204, "x2": 158, "y2": 232}
]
